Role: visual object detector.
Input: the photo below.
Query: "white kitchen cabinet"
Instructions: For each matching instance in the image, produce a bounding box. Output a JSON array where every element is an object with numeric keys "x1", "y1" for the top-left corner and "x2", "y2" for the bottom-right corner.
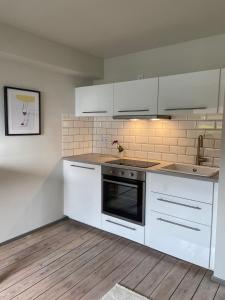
[
  {"x1": 219, "y1": 69, "x2": 225, "y2": 114},
  {"x1": 63, "y1": 160, "x2": 101, "y2": 229},
  {"x1": 158, "y1": 69, "x2": 220, "y2": 114},
  {"x1": 150, "y1": 173, "x2": 214, "y2": 204},
  {"x1": 150, "y1": 192, "x2": 212, "y2": 226},
  {"x1": 210, "y1": 183, "x2": 219, "y2": 270},
  {"x1": 75, "y1": 84, "x2": 113, "y2": 116},
  {"x1": 146, "y1": 211, "x2": 211, "y2": 268},
  {"x1": 145, "y1": 172, "x2": 214, "y2": 269},
  {"x1": 101, "y1": 213, "x2": 145, "y2": 244},
  {"x1": 114, "y1": 78, "x2": 158, "y2": 116}
]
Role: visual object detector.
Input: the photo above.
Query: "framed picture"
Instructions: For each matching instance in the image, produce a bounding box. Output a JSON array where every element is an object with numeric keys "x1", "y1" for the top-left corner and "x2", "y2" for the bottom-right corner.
[{"x1": 4, "y1": 86, "x2": 41, "y2": 136}]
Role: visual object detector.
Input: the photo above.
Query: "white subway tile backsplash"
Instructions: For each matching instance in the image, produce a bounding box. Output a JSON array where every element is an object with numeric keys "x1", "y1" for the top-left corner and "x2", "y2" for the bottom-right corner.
[
  {"x1": 178, "y1": 121, "x2": 196, "y2": 129},
  {"x1": 178, "y1": 138, "x2": 195, "y2": 147},
  {"x1": 155, "y1": 145, "x2": 170, "y2": 153},
  {"x1": 135, "y1": 136, "x2": 148, "y2": 144},
  {"x1": 62, "y1": 114, "x2": 223, "y2": 166}
]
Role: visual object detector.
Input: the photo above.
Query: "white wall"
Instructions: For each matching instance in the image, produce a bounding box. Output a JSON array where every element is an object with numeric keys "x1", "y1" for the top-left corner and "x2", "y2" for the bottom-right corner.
[
  {"x1": 0, "y1": 22, "x2": 103, "y2": 79},
  {"x1": 0, "y1": 57, "x2": 87, "y2": 243},
  {"x1": 214, "y1": 103, "x2": 225, "y2": 281},
  {"x1": 102, "y1": 33, "x2": 225, "y2": 82}
]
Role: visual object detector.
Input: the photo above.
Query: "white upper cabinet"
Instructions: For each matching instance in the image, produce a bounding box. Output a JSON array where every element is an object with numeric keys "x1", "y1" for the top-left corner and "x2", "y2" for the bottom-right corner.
[
  {"x1": 158, "y1": 69, "x2": 220, "y2": 114},
  {"x1": 219, "y1": 68, "x2": 225, "y2": 114},
  {"x1": 75, "y1": 83, "x2": 113, "y2": 116},
  {"x1": 113, "y1": 78, "x2": 158, "y2": 116}
]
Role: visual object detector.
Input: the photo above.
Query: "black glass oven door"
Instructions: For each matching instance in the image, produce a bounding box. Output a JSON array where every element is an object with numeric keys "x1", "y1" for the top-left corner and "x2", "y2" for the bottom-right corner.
[{"x1": 102, "y1": 175, "x2": 144, "y2": 224}]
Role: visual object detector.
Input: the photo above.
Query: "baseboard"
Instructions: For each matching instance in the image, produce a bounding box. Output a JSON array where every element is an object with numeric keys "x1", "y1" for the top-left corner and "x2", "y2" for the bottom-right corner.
[
  {"x1": 0, "y1": 216, "x2": 68, "y2": 247},
  {"x1": 211, "y1": 275, "x2": 225, "y2": 285}
]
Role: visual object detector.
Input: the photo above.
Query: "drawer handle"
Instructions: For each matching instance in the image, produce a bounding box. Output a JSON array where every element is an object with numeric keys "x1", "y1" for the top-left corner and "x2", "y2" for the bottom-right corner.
[
  {"x1": 157, "y1": 198, "x2": 201, "y2": 210},
  {"x1": 82, "y1": 111, "x2": 107, "y2": 113},
  {"x1": 70, "y1": 164, "x2": 95, "y2": 170},
  {"x1": 118, "y1": 109, "x2": 150, "y2": 113},
  {"x1": 157, "y1": 217, "x2": 201, "y2": 231},
  {"x1": 106, "y1": 219, "x2": 136, "y2": 231},
  {"x1": 164, "y1": 107, "x2": 207, "y2": 111}
]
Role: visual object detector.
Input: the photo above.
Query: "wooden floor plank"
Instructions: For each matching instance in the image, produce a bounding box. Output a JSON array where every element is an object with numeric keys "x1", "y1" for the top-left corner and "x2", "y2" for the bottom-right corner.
[
  {"x1": 214, "y1": 284, "x2": 225, "y2": 300},
  {"x1": 170, "y1": 265, "x2": 207, "y2": 300},
  {"x1": 0, "y1": 221, "x2": 87, "y2": 271},
  {"x1": 192, "y1": 270, "x2": 219, "y2": 300},
  {"x1": 34, "y1": 237, "x2": 130, "y2": 300},
  {"x1": 150, "y1": 260, "x2": 191, "y2": 300},
  {"x1": 0, "y1": 219, "x2": 68, "y2": 259},
  {"x1": 0, "y1": 223, "x2": 90, "y2": 288},
  {"x1": 0, "y1": 230, "x2": 107, "y2": 299},
  {"x1": 13, "y1": 234, "x2": 122, "y2": 300},
  {"x1": 53, "y1": 244, "x2": 140, "y2": 299},
  {"x1": 0, "y1": 220, "x2": 222, "y2": 300},
  {"x1": 120, "y1": 249, "x2": 164, "y2": 290},
  {"x1": 134, "y1": 255, "x2": 177, "y2": 298},
  {"x1": 0, "y1": 228, "x2": 98, "y2": 293},
  {"x1": 77, "y1": 245, "x2": 155, "y2": 300}
]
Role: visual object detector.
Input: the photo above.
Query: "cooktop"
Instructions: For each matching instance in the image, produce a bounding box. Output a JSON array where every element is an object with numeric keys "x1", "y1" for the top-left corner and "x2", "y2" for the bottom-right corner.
[{"x1": 105, "y1": 159, "x2": 160, "y2": 168}]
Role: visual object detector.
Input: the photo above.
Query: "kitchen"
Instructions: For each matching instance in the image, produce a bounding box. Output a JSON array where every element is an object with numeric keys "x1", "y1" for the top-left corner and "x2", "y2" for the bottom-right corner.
[{"x1": 1, "y1": 1, "x2": 225, "y2": 300}]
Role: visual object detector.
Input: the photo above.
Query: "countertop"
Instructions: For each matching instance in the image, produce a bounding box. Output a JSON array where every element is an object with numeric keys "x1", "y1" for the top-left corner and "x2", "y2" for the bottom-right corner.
[{"x1": 63, "y1": 153, "x2": 219, "y2": 182}]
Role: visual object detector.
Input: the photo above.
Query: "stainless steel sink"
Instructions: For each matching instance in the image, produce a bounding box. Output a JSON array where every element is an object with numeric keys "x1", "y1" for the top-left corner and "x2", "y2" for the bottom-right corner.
[{"x1": 161, "y1": 163, "x2": 219, "y2": 177}]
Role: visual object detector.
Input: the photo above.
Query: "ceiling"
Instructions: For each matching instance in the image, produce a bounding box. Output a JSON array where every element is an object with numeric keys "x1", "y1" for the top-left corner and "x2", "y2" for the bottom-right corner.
[{"x1": 0, "y1": 0, "x2": 225, "y2": 58}]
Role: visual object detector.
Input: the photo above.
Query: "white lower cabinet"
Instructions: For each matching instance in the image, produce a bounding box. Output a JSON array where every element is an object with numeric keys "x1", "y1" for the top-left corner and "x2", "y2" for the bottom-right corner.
[
  {"x1": 101, "y1": 214, "x2": 145, "y2": 244},
  {"x1": 145, "y1": 172, "x2": 214, "y2": 269},
  {"x1": 63, "y1": 160, "x2": 101, "y2": 229},
  {"x1": 146, "y1": 211, "x2": 211, "y2": 268},
  {"x1": 150, "y1": 192, "x2": 212, "y2": 226}
]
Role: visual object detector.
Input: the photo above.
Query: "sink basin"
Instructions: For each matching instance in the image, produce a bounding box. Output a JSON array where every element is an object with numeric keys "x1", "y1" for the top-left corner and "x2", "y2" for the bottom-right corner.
[{"x1": 161, "y1": 163, "x2": 219, "y2": 177}]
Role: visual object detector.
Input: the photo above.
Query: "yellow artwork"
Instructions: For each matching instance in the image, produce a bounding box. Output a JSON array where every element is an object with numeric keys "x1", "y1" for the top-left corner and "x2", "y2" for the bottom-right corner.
[
  {"x1": 16, "y1": 94, "x2": 35, "y2": 103},
  {"x1": 5, "y1": 86, "x2": 40, "y2": 135}
]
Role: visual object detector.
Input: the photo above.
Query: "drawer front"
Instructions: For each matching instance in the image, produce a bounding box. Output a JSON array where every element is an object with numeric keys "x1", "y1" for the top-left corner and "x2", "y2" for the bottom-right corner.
[
  {"x1": 149, "y1": 173, "x2": 214, "y2": 204},
  {"x1": 101, "y1": 214, "x2": 144, "y2": 244},
  {"x1": 145, "y1": 211, "x2": 211, "y2": 268},
  {"x1": 149, "y1": 192, "x2": 212, "y2": 226}
]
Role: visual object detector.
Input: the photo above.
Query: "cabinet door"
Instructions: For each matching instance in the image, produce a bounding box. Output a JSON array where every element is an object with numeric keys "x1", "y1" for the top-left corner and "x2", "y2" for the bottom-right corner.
[
  {"x1": 158, "y1": 69, "x2": 220, "y2": 114},
  {"x1": 145, "y1": 211, "x2": 211, "y2": 268},
  {"x1": 218, "y1": 69, "x2": 225, "y2": 114},
  {"x1": 114, "y1": 78, "x2": 158, "y2": 116},
  {"x1": 75, "y1": 84, "x2": 113, "y2": 116},
  {"x1": 63, "y1": 161, "x2": 101, "y2": 229}
]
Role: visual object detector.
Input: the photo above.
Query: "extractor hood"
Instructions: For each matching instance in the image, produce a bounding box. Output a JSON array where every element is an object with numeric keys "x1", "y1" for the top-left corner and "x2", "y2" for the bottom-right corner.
[{"x1": 113, "y1": 114, "x2": 171, "y2": 120}]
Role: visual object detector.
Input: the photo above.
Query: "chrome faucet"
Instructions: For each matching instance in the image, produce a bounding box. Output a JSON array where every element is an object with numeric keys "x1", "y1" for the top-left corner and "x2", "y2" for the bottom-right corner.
[{"x1": 196, "y1": 135, "x2": 207, "y2": 165}]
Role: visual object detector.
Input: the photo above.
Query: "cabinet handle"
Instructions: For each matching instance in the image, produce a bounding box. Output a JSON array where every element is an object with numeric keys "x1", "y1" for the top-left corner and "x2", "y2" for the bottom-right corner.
[
  {"x1": 157, "y1": 198, "x2": 201, "y2": 210},
  {"x1": 157, "y1": 217, "x2": 201, "y2": 231},
  {"x1": 118, "y1": 109, "x2": 150, "y2": 113},
  {"x1": 70, "y1": 164, "x2": 95, "y2": 170},
  {"x1": 82, "y1": 111, "x2": 107, "y2": 113},
  {"x1": 164, "y1": 107, "x2": 207, "y2": 111},
  {"x1": 106, "y1": 219, "x2": 136, "y2": 231}
]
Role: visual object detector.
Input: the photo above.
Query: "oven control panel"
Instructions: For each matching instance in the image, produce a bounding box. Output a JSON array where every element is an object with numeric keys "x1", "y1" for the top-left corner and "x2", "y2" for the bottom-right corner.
[{"x1": 102, "y1": 166, "x2": 145, "y2": 181}]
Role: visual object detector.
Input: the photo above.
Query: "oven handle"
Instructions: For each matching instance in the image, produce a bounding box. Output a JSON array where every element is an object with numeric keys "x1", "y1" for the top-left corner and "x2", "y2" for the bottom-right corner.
[
  {"x1": 106, "y1": 219, "x2": 136, "y2": 231},
  {"x1": 103, "y1": 178, "x2": 138, "y2": 188}
]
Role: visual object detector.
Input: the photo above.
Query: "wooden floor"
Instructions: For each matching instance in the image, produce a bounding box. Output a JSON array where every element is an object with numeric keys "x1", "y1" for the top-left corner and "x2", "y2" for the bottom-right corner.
[{"x1": 0, "y1": 219, "x2": 224, "y2": 300}]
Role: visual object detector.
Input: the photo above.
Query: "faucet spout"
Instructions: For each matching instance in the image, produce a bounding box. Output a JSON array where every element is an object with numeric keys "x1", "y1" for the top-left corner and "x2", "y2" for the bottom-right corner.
[{"x1": 196, "y1": 135, "x2": 207, "y2": 165}]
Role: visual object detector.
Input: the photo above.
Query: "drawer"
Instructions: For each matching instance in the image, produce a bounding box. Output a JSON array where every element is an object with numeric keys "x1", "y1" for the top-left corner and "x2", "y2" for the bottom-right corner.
[
  {"x1": 145, "y1": 211, "x2": 211, "y2": 268},
  {"x1": 149, "y1": 173, "x2": 214, "y2": 204},
  {"x1": 101, "y1": 214, "x2": 145, "y2": 244},
  {"x1": 149, "y1": 192, "x2": 212, "y2": 226}
]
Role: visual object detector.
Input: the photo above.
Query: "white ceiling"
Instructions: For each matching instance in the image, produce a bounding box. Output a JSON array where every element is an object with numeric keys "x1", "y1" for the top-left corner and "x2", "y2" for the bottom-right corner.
[{"x1": 0, "y1": 0, "x2": 225, "y2": 58}]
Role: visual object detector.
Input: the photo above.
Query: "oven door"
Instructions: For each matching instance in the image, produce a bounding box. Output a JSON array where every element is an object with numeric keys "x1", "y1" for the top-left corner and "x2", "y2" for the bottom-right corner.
[{"x1": 102, "y1": 174, "x2": 145, "y2": 225}]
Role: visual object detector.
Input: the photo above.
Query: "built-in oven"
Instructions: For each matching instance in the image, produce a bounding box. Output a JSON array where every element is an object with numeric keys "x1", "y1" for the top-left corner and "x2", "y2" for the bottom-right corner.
[{"x1": 102, "y1": 166, "x2": 145, "y2": 225}]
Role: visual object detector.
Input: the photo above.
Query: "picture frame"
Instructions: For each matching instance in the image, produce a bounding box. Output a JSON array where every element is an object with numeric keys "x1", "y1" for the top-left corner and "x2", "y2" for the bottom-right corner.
[{"x1": 4, "y1": 86, "x2": 41, "y2": 136}]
